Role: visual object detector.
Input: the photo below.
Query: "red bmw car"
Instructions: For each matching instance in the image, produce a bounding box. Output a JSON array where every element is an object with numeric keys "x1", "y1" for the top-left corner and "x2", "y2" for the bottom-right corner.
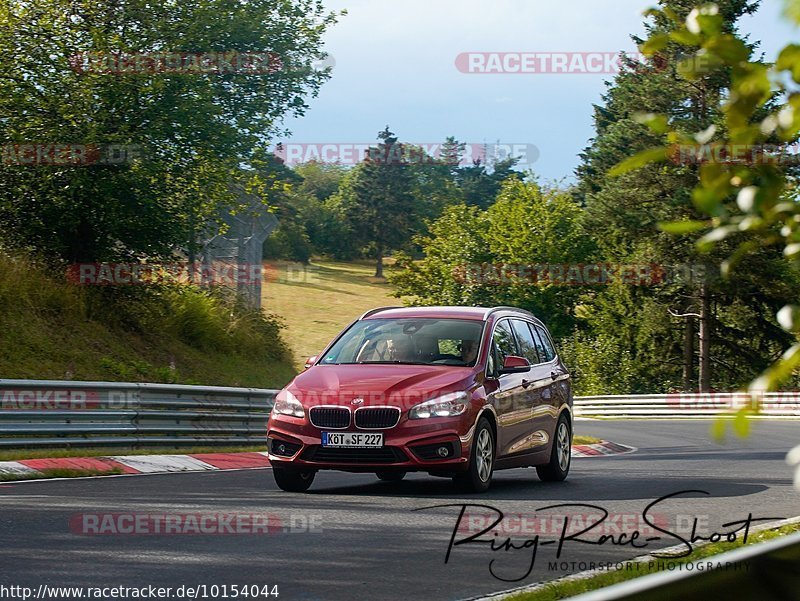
[{"x1": 267, "y1": 306, "x2": 573, "y2": 493}]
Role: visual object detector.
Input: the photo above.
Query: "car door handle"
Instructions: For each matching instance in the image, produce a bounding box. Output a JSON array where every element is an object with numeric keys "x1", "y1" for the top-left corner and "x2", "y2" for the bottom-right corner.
[
  {"x1": 522, "y1": 379, "x2": 533, "y2": 389},
  {"x1": 551, "y1": 371, "x2": 559, "y2": 381}
]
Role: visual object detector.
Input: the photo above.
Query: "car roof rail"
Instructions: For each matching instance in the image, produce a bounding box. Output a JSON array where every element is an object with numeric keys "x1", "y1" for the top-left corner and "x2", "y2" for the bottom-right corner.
[
  {"x1": 484, "y1": 306, "x2": 540, "y2": 321},
  {"x1": 359, "y1": 306, "x2": 404, "y2": 320}
]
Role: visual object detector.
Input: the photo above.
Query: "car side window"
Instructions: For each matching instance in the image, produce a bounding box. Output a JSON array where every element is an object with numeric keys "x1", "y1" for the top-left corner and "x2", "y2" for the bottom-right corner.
[
  {"x1": 493, "y1": 320, "x2": 518, "y2": 364},
  {"x1": 532, "y1": 324, "x2": 556, "y2": 362},
  {"x1": 511, "y1": 320, "x2": 541, "y2": 365}
]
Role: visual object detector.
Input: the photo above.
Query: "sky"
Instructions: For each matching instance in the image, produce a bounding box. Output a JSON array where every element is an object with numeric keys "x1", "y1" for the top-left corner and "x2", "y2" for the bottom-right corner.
[{"x1": 279, "y1": 0, "x2": 798, "y2": 183}]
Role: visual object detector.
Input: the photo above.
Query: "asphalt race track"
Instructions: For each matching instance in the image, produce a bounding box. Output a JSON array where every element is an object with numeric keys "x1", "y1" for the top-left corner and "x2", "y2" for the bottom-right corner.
[{"x1": 1, "y1": 420, "x2": 798, "y2": 601}]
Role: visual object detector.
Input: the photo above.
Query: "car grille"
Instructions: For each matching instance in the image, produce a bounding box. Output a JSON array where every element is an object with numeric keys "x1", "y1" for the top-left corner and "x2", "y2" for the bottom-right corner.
[
  {"x1": 355, "y1": 407, "x2": 401, "y2": 429},
  {"x1": 301, "y1": 446, "x2": 408, "y2": 464},
  {"x1": 309, "y1": 407, "x2": 350, "y2": 429}
]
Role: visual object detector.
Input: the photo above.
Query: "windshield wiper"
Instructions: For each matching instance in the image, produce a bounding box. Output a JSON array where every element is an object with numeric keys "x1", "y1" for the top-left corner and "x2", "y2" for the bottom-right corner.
[{"x1": 355, "y1": 361, "x2": 429, "y2": 365}]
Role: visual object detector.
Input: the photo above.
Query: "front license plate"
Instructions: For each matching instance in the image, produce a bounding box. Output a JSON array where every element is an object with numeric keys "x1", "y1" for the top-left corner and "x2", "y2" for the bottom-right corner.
[{"x1": 321, "y1": 432, "x2": 384, "y2": 448}]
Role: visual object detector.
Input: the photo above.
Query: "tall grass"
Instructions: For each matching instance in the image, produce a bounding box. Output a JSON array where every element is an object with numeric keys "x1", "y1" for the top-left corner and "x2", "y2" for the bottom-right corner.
[{"x1": 0, "y1": 252, "x2": 294, "y2": 387}]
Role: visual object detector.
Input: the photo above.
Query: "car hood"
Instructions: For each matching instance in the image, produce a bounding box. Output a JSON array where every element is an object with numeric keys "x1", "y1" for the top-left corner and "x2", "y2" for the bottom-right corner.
[{"x1": 287, "y1": 364, "x2": 475, "y2": 408}]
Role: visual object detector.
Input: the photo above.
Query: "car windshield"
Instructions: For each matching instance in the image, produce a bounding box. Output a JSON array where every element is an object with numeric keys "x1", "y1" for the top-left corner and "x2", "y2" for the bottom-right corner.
[{"x1": 320, "y1": 318, "x2": 485, "y2": 367}]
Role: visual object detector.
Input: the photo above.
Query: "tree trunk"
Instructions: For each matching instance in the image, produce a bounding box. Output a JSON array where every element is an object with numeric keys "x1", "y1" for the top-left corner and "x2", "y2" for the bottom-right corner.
[
  {"x1": 683, "y1": 315, "x2": 695, "y2": 392},
  {"x1": 699, "y1": 283, "x2": 712, "y2": 392},
  {"x1": 374, "y1": 246, "x2": 384, "y2": 278}
]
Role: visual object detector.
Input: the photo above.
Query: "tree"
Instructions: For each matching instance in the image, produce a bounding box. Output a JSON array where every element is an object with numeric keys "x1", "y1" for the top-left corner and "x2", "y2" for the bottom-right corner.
[
  {"x1": 458, "y1": 155, "x2": 521, "y2": 210},
  {"x1": 608, "y1": 0, "x2": 800, "y2": 475},
  {"x1": 572, "y1": 0, "x2": 798, "y2": 393},
  {"x1": 0, "y1": 0, "x2": 339, "y2": 262},
  {"x1": 392, "y1": 179, "x2": 591, "y2": 337},
  {"x1": 347, "y1": 127, "x2": 418, "y2": 277}
]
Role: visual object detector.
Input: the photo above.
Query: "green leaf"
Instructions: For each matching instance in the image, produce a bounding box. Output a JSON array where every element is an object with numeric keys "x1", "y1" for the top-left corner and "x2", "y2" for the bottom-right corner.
[
  {"x1": 634, "y1": 112, "x2": 669, "y2": 134},
  {"x1": 706, "y1": 35, "x2": 750, "y2": 64},
  {"x1": 777, "y1": 44, "x2": 800, "y2": 83},
  {"x1": 609, "y1": 147, "x2": 668, "y2": 176},
  {"x1": 733, "y1": 408, "x2": 751, "y2": 438},
  {"x1": 671, "y1": 30, "x2": 702, "y2": 46},
  {"x1": 786, "y1": 0, "x2": 800, "y2": 25},
  {"x1": 678, "y1": 51, "x2": 723, "y2": 80},
  {"x1": 658, "y1": 220, "x2": 708, "y2": 234},
  {"x1": 641, "y1": 34, "x2": 670, "y2": 55}
]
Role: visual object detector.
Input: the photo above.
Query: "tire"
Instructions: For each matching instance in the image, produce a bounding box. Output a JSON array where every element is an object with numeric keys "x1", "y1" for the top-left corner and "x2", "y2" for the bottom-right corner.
[
  {"x1": 536, "y1": 414, "x2": 571, "y2": 482},
  {"x1": 273, "y1": 467, "x2": 315, "y2": 492},
  {"x1": 376, "y1": 470, "x2": 406, "y2": 482},
  {"x1": 454, "y1": 417, "x2": 495, "y2": 493}
]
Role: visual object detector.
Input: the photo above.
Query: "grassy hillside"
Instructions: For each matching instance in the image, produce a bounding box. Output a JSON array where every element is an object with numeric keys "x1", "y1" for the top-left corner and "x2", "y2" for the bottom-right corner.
[
  {"x1": 262, "y1": 260, "x2": 403, "y2": 370},
  {"x1": 0, "y1": 254, "x2": 296, "y2": 388}
]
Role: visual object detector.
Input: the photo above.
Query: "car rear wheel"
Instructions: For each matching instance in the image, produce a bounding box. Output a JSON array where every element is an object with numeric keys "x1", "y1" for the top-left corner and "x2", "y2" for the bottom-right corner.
[
  {"x1": 273, "y1": 467, "x2": 316, "y2": 492},
  {"x1": 376, "y1": 470, "x2": 406, "y2": 482},
  {"x1": 536, "y1": 414, "x2": 571, "y2": 482},
  {"x1": 454, "y1": 417, "x2": 494, "y2": 493}
]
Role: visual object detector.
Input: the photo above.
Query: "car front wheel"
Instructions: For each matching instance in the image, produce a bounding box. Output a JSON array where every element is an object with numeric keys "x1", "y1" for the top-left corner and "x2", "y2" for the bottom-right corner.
[
  {"x1": 454, "y1": 417, "x2": 495, "y2": 493},
  {"x1": 273, "y1": 467, "x2": 316, "y2": 492}
]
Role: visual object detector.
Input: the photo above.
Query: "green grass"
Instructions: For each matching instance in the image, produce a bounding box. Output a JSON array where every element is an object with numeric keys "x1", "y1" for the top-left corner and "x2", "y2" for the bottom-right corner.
[
  {"x1": 0, "y1": 253, "x2": 296, "y2": 388},
  {"x1": 572, "y1": 435, "x2": 602, "y2": 445},
  {"x1": 0, "y1": 467, "x2": 124, "y2": 482},
  {"x1": 505, "y1": 521, "x2": 800, "y2": 600},
  {"x1": 262, "y1": 259, "x2": 406, "y2": 369}
]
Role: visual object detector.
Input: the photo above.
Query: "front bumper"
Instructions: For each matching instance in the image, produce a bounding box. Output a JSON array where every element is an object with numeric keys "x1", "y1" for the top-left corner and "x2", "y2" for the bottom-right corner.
[{"x1": 267, "y1": 413, "x2": 474, "y2": 473}]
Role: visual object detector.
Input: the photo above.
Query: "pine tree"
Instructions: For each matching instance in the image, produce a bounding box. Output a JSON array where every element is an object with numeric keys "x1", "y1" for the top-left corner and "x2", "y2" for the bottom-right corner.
[
  {"x1": 574, "y1": 0, "x2": 798, "y2": 392},
  {"x1": 349, "y1": 127, "x2": 418, "y2": 278}
]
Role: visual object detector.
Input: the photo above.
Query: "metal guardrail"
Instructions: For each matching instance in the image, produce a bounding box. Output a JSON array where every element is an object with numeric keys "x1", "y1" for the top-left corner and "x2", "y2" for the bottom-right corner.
[
  {"x1": 568, "y1": 530, "x2": 800, "y2": 601},
  {"x1": 0, "y1": 379, "x2": 276, "y2": 448},
  {"x1": 2, "y1": 380, "x2": 800, "y2": 449},
  {"x1": 574, "y1": 393, "x2": 800, "y2": 418}
]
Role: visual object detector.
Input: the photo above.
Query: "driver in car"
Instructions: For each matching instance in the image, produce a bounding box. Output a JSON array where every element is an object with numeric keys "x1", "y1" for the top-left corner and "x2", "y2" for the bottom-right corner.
[{"x1": 460, "y1": 339, "x2": 478, "y2": 364}]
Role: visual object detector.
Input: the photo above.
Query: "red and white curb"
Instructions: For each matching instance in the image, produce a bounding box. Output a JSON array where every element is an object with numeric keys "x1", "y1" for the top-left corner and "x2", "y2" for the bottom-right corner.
[
  {"x1": 0, "y1": 442, "x2": 635, "y2": 481},
  {"x1": 571, "y1": 440, "x2": 637, "y2": 458},
  {"x1": 0, "y1": 452, "x2": 272, "y2": 478}
]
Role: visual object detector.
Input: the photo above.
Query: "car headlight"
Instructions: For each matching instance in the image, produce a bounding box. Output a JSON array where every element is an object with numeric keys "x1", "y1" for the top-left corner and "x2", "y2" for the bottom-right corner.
[
  {"x1": 273, "y1": 390, "x2": 305, "y2": 418},
  {"x1": 409, "y1": 392, "x2": 469, "y2": 419}
]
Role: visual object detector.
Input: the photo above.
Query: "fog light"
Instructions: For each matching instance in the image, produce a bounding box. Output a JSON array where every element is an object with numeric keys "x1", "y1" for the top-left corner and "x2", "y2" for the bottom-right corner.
[
  {"x1": 437, "y1": 446, "x2": 450, "y2": 458},
  {"x1": 278, "y1": 443, "x2": 286, "y2": 454}
]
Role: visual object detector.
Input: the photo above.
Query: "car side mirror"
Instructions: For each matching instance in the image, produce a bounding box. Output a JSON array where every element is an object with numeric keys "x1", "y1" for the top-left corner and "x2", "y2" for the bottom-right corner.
[
  {"x1": 499, "y1": 355, "x2": 531, "y2": 375},
  {"x1": 304, "y1": 355, "x2": 318, "y2": 369}
]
